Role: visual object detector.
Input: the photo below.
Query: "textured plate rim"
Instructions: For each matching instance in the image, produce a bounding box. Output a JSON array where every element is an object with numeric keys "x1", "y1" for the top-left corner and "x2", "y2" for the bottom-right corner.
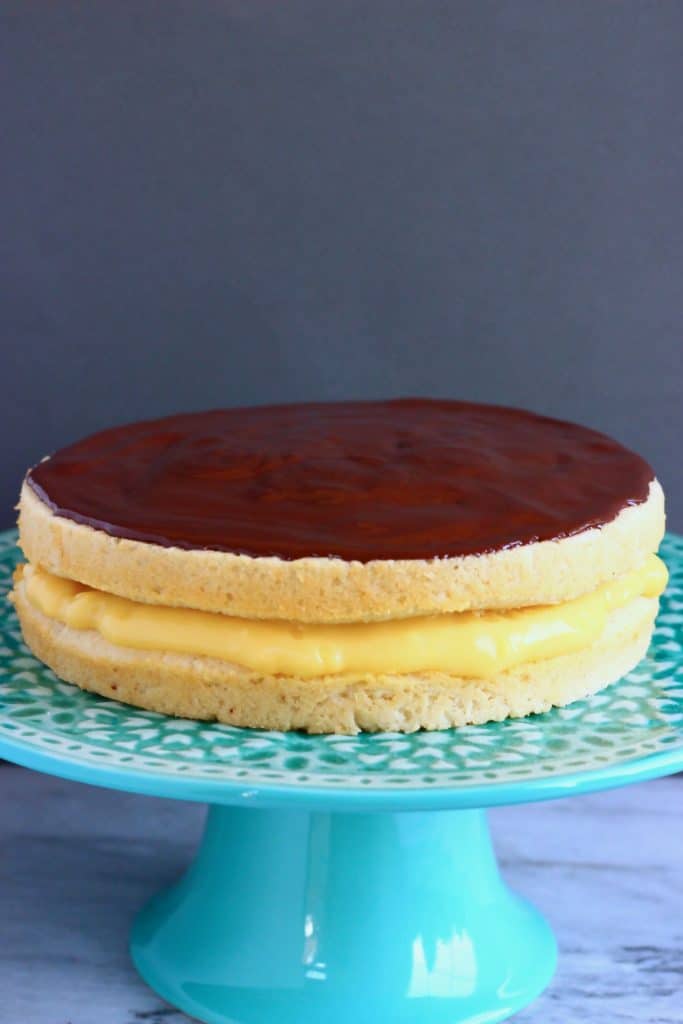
[{"x1": 1, "y1": 725, "x2": 683, "y2": 810}]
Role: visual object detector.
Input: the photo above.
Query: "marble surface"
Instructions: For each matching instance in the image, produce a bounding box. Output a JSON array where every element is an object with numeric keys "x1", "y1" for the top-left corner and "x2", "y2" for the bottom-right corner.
[{"x1": 1, "y1": 765, "x2": 681, "y2": 1024}]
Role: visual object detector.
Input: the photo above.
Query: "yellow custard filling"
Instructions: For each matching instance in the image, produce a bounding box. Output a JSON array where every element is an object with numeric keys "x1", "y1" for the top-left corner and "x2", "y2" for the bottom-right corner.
[{"x1": 20, "y1": 556, "x2": 667, "y2": 679}]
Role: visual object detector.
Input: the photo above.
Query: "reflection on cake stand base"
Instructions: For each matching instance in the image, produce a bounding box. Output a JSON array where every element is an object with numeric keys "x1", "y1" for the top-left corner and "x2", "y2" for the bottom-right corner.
[{"x1": 131, "y1": 804, "x2": 556, "y2": 1024}]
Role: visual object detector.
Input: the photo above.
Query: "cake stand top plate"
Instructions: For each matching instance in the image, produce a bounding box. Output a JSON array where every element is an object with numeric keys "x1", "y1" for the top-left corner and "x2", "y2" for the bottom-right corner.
[{"x1": 1, "y1": 529, "x2": 682, "y2": 811}]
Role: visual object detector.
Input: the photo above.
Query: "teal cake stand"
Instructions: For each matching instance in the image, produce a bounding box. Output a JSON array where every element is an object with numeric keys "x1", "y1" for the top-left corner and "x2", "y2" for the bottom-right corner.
[{"x1": 2, "y1": 530, "x2": 683, "y2": 1024}]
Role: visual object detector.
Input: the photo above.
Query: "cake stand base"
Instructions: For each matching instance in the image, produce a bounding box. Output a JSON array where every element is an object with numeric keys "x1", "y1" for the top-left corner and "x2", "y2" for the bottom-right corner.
[{"x1": 131, "y1": 804, "x2": 557, "y2": 1024}]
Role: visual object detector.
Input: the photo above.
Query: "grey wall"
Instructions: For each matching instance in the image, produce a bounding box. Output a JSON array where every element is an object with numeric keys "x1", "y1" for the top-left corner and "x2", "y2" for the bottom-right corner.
[{"x1": 2, "y1": 1, "x2": 682, "y2": 529}]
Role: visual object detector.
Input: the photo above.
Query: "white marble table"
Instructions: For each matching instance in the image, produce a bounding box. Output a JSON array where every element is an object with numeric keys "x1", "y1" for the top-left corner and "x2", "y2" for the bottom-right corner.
[{"x1": 1, "y1": 764, "x2": 681, "y2": 1024}]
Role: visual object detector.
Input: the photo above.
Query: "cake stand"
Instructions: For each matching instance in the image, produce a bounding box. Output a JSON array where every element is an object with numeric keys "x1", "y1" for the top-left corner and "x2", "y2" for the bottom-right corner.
[{"x1": 2, "y1": 530, "x2": 683, "y2": 1024}]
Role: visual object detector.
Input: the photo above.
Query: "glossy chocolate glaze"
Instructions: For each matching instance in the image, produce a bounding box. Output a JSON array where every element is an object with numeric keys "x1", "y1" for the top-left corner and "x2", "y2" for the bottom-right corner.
[{"x1": 26, "y1": 400, "x2": 654, "y2": 561}]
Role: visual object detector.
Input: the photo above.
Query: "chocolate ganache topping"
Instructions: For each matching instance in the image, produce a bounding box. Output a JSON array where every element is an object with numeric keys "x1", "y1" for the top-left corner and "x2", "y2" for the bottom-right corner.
[{"x1": 26, "y1": 400, "x2": 654, "y2": 561}]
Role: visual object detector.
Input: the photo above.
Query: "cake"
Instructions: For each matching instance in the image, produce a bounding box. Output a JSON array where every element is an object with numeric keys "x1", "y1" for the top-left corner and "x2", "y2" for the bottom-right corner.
[{"x1": 11, "y1": 399, "x2": 667, "y2": 734}]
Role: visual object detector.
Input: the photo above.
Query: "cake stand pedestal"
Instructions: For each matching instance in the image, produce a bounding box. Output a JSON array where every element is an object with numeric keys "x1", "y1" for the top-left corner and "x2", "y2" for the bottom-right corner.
[
  {"x1": 2, "y1": 529, "x2": 683, "y2": 1023},
  {"x1": 131, "y1": 803, "x2": 555, "y2": 1024}
]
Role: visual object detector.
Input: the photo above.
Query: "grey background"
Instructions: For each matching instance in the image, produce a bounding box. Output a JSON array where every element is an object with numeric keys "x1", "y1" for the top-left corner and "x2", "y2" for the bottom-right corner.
[{"x1": 2, "y1": 0, "x2": 682, "y2": 529}]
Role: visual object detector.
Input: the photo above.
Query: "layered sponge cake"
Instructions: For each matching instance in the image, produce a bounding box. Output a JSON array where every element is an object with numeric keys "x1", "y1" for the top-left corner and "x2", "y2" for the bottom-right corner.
[{"x1": 11, "y1": 399, "x2": 667, "y2": 734}]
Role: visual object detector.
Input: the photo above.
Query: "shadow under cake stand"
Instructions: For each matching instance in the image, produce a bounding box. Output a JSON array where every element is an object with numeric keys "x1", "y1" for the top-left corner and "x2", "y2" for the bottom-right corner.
[{"x1": 1, "y1": 528, "x2": 683, "y2": 1024}]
